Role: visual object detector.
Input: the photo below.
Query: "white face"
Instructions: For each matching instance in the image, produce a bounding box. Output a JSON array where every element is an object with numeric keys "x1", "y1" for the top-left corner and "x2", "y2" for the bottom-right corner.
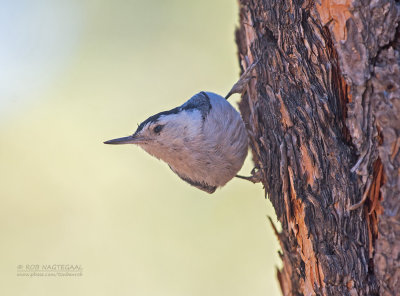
[
  {"x1": 132, "y1": 109, "x2": 203, "y2": 160},
  {"x1": 104, "y1": 106, "x2": 204, "y2": 164}
]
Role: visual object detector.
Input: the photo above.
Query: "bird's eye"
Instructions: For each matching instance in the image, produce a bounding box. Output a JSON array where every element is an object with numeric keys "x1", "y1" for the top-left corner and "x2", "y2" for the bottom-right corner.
[{"x1": 153, "y1": 125, "x2": 164, "y2": 134}]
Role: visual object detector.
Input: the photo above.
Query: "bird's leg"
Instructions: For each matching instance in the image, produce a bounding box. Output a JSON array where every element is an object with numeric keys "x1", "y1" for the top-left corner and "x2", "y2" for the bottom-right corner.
[
  {"x1": 236, "y1": 166, "x2": 263, "y2": 184},
  {"x1": 348, "y1": 177, "x2": 372, "y2": 211},
  {"x1": 225, "y1": 59, "x2": 259, "y2": 100}
]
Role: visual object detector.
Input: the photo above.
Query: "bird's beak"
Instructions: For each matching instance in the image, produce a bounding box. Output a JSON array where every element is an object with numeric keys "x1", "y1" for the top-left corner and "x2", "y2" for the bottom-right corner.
[{"x1": 104, "y1": 135, "x2": 146, "y2": 145}]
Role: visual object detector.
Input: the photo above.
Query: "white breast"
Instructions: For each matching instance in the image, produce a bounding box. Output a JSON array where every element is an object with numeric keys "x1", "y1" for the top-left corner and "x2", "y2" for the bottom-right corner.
[{"x1": 169, "y1": 92, "x2": 248, "y2": 188}]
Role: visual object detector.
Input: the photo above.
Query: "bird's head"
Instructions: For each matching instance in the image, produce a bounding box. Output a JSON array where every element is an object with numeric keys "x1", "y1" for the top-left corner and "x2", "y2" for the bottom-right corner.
[{"x1": 104, "y1": 102, "x2": 206, "y2": 161}]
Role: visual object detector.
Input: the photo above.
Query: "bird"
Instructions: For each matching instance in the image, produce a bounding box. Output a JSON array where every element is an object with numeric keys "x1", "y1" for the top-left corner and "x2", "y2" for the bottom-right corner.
[{"x1": 104, "y1": 62, "x2": 257, "y2": 193}]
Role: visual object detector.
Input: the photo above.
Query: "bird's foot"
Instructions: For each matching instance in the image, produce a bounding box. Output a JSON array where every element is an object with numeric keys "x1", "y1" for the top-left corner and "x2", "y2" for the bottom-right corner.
[
  {"x1": 225, "y1": 59, "x2": 259, "y2": 99},
  {"x1": 236, "y1": 166, "x2": 263, "y2": 184},
  {"x1": 348, "y1": 177, "x2": 372, "y2": 211}
]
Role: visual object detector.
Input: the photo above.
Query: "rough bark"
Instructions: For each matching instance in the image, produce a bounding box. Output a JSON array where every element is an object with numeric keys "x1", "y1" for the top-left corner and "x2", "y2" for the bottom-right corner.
[{"x1": 235, "y1": 0, "x2": 400, "y2": 295}]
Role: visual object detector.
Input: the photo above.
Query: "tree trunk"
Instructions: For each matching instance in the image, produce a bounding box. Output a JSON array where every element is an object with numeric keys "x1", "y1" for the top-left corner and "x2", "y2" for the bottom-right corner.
[{"x1": 235, "y1": 0, "x2": 400, "y2": 295}]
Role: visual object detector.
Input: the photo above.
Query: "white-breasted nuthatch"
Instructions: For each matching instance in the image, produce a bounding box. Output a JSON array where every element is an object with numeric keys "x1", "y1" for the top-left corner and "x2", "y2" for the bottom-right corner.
[{"x1": 104, "y1": 63, "x2": 257, "y2": 193}]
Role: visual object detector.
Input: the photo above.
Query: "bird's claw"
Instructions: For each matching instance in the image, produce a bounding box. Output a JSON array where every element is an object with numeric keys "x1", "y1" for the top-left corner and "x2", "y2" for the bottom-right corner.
[
  {"x1": 225, "y1": 60, "x2": 259, "y2": 99},
  {"x1": 236, "y1": 166, "x2": 263, "y2": 184}
]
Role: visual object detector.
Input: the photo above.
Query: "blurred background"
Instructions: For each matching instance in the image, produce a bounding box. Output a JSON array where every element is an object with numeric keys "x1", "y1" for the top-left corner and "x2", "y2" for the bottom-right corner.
[{"x1": 0, "y1": 0, "x2": 281, "y2": 295}]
